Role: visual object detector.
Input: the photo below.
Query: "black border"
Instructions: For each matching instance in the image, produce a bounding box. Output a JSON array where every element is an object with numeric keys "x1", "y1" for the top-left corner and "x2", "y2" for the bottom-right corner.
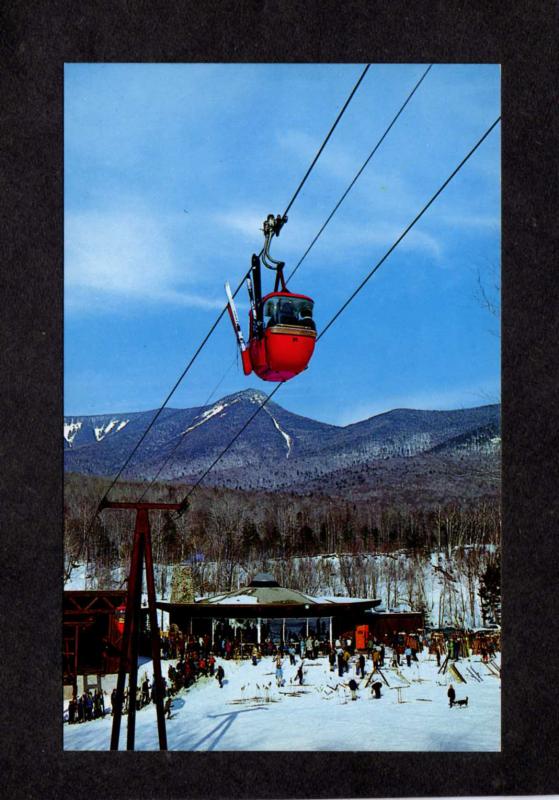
[{"x1": 3, "y1": 1, "x2": 559, "y2": 798}]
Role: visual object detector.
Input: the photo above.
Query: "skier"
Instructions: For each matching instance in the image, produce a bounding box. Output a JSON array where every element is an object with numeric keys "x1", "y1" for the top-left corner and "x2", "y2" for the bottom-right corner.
[
  {"x1": 405, "y1": 645, "x2": 412, "y2": 667},
  {"x1": 357, "y1": 653, "x2": 366, "y2": 677},
  {"x1": 93, "y1": 690, "x2": 103, "y2": 719},
  {"x1": 164, "y1": 696, "x2": 172, "y2": 719},
  {"x1": 306, "y1": 636, "x2": 314, "y2": 659},
  {"x1": 141, "y1": 676, "x2": 150, "y2": 706},
  {"x1": 447, "y1": 684, "x2": 456, "y2": 708},
  {"x1": 275, "y1": 656, "x2": 284, "y2": 687},
  {"x1": 68, "y1": 696, "x2": 77, "y2": 724},
  {"x1": 84, "y1": 692, "x2": 93, "y2": 721},
  {"x1": 216, "y1": 664, "x2": 225, "y2": 688},
  {"x1": 337, "y1": 650, "x2": 345, "y2": 678},
  {"x1": 372, "y1": 681, "x2": 382, "y2": 699},
  {"x1": 296, "y1": 662, "x2": 304, "y2": 686},
  {"x1": 288, "y1": 644, "x2": 296, "y2": 666},
  {"x1": 328, "y1": 649, "x2": 336, "y2": 672},
  {"x1": 110, "y1": 688, "x2": 117, "y2": 716},
  {"x1": 208, "y1": 654, "x2": 216, "y2": 676}
]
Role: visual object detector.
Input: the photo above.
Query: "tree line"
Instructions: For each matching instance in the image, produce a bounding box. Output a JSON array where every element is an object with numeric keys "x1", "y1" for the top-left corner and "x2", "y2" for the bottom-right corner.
[{"x1": 64, "y1": 474, "x2": 500, "y2": 605}]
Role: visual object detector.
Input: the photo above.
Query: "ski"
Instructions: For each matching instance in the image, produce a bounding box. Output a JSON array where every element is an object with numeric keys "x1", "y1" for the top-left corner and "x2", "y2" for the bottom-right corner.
[{"x1": 225, "y1": 281, "x2": 252, "y2": 375}]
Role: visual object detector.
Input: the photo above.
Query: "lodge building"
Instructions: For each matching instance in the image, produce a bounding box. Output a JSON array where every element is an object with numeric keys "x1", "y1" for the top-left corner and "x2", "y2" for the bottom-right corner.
[
  {"x1": 156, "y1": 572, "x2": 423, "y2": 648},
  {"x1": 63, "y1": 573, "x2": 423, "y2": 689}
]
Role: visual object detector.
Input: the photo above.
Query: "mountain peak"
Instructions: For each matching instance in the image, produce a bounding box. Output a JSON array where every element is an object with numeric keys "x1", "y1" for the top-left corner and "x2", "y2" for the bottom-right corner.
[{"x1": 220, "y1": 388, "x2": 270, "y2": 405}]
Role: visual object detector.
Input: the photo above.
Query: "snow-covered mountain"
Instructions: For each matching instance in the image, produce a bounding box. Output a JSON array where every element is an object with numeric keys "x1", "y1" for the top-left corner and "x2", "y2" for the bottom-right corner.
[{"x1": 64, "y1": 390, "x2": 500, "y2": 496}]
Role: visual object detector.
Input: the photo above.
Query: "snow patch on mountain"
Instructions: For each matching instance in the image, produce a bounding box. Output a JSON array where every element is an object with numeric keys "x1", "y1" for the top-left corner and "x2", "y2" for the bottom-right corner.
[
  {"x1": 64, "y1": 420, "x2": 82, "y2": 446},
  {"x1": 241, "y1": 389, "x2": 268, "y2": 405},
  {"x1": 265, "y1": 410, "x2": 292, "y2": 458},
  {"x1": 182, "y1": 399, "x2": 240, "y2": 435},
  {"x1": 94, "y1": 418, "x2": 129, "y2": 442}
]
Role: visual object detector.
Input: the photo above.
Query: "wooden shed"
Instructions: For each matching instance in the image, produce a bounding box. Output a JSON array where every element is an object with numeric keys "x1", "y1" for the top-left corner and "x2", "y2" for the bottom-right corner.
[{"x1": 63, "y1": 590, "x2": 127, "y2": 692}]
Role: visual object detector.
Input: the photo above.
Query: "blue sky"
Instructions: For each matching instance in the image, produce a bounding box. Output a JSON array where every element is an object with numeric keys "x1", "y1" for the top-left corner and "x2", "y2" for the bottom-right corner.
[{"x1": 65, "y1": 63, "x2": 500, "y2": 425}]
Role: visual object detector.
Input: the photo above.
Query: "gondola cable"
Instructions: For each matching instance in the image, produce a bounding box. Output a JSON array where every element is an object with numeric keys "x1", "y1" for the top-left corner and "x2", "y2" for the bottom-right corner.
[
  {"x1": 135, "y1": 64, "x2": 433, "y2": 502},
  {"x1": 129, "y1": 64, "x2": 434, "y2": 495},
  {"x1": 95, "y1": 63, "x2": 371, "y2": 510},
  {"x1": 281, "y1": 64, "x2": 371, "y2": 218},
  {"x1": 286, "y1": 63, "x2": 433, "y2": 284},
  {"x1": 136, "y1": 356, "x2": 237, "y2": 502},
  {"x1": 177, "y1": 115, "x2": 501, "y2": 507},
  {"x1": 317, "y1": 115, "x2": 501, "y2": 343},
  {"x1": 67, "y1": 64, "x2": 372, "y2": 577},
  {"x1": 226, "y1": 65, "x2": 433, "y2": 383}
]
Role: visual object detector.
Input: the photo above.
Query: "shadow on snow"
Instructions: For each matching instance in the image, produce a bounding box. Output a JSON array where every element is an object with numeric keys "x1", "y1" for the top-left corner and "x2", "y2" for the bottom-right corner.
[{"x1": 189, "y1": 706, "x2": 268, "y2": 751}]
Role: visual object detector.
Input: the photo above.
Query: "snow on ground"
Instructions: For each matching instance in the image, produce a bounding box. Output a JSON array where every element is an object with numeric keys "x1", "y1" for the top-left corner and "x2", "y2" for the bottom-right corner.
[{"x1": 64, "y1": 649, "x2": 500, "y2": 752}]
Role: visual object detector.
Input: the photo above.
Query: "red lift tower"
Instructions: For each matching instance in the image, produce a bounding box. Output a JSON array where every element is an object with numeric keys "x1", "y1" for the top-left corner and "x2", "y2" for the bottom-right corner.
[{"x1": 99, "y1": 500, "x2": 184, "y2": 751}]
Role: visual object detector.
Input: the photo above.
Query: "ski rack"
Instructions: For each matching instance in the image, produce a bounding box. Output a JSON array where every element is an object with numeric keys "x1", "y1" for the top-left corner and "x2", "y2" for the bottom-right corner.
[{"x1": 99, "y1": 500, "x2": 183, "y2": 751}]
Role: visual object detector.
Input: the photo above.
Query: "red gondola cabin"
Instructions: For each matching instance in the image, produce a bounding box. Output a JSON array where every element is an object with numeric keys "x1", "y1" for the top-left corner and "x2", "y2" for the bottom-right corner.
[{"x1": 226, "y1": 214, "x2": 317, "y2": 382}]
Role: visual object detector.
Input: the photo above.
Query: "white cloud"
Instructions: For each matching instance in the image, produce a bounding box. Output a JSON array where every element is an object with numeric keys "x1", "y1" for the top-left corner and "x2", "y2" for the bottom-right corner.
[
  {"x1": 214, "y1": 205, "x2": 444, "y2": 264},
  {"x1": 438, "y1": 213, "x2": 500, "y2": 231},
  {"x1": 276, "y1": 128, "x2": 361, "y2": 184},
  {"x1": 212, "y1": 209, "x2": 265, "y2": 241},
  {"x1": 308, "y1": 217, "x2": 444, "y2": 261},
  {"x1": 65, "y1": 207, "x2": 224, "y2": 312}
]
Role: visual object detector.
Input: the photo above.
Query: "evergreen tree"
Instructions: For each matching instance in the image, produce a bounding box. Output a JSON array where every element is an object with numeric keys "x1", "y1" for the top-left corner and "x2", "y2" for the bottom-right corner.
[{"x1": 478, "y1": 554, "x2": 501, "y2": 626}]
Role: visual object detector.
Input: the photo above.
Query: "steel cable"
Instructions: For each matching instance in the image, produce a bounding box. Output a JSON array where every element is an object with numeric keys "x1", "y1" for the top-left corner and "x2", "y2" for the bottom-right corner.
[
  {"x1": 286, "y1": 64, "x2": 433, "y2": 284},
  {"x1": 94, "y1": 64, "x2": 371, "y2": 509},
  {"x1": 178, "y1": 116, "x2": 501, "y2": 505},
  {"x1": 137, "y1": 64, "x2": 431, "y2": 503}
]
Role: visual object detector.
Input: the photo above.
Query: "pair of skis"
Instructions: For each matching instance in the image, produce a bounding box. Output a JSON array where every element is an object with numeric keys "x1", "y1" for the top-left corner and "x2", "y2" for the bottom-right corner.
[
  {"x1": 225, "y1": 281, "x2": 252, "y2": 375},
  {"x1": 225, "y1": 254, "x2": 262, "y2": 376},
  {"x1": 466, "y1": 665, "x2": 484, "y2": 683}
]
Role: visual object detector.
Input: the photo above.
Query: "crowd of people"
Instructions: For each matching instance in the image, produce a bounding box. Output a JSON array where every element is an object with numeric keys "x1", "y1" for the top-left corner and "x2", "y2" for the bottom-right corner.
[
  {"x1": 162, "y1": 630, "x2": 334, "y2": 662},
  {"x1": 67, "y1": 626, "x2": 497, "y2": 723},
  {"x1": 66, "y1": 689, "x2": 105, "y2": 724}
]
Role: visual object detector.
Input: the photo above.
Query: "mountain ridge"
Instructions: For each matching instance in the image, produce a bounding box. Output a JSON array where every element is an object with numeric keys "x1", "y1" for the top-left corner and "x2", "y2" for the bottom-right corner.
[{"x1": 64, "y1": 389, "x2": 500, "y2": 498}]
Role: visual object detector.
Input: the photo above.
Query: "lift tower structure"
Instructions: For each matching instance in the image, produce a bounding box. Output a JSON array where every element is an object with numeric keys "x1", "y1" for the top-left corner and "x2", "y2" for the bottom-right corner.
[{"x1": 99, "y1": 500, "x2": 184, "y2": 751}]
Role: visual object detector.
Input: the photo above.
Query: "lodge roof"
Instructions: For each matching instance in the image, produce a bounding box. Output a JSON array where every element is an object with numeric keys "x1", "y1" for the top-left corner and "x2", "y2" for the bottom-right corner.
[{"x1": 156, "y1": 573, "x2": 382, "y2": 618}]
